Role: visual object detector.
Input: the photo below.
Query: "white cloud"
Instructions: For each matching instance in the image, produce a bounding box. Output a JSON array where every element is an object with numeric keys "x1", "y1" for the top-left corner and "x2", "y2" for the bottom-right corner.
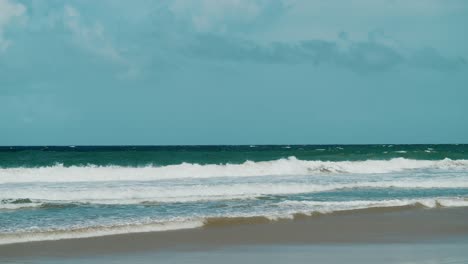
[
  {"x1": 63, "y1": 5, "x2": 123, "y2": 62},
  {"x1": 0, "y1": 0, "x2": 26, "y2": 51},
  {"x1": 61, "y1": 5, "x2": 141, "y2": 79},
  {"x1": 169, "y1": 0, "x2": 279, "y2": 33}
]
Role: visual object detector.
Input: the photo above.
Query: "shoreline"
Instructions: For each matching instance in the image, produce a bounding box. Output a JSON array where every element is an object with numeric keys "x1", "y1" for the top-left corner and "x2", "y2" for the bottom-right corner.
[{"x1": 1, "y1": 206, "x2": 468, "y2": 258}]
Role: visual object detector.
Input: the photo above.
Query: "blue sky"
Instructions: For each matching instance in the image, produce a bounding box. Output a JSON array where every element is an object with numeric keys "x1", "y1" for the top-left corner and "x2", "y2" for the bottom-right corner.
[{"x1": 0, "y1": 0, "x2": 467, "y2": 145}]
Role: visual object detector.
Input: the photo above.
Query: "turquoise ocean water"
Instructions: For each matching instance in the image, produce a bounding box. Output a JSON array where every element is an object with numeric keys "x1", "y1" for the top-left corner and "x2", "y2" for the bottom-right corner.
[{"x1": 1, "y1": 144, "x2": 468, "y2": 244}]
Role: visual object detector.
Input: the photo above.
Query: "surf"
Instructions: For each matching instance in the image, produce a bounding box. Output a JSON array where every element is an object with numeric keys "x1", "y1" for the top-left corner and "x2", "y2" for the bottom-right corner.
[{"x1": 1, "y1": 157, "x2": 468, "y2": 184}]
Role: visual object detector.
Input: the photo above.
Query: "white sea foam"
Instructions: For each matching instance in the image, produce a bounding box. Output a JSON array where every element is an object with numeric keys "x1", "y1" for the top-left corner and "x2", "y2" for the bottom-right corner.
[
  {"x1": 2, "y1": 156, "x2": 468, "y2": 246},
  {"x1": 1, "y1": 157, "x2": 467, "y2": 184},
  {"x1": 277, "y1": 198, "x2": 468, "y2": 214},
  {"x1": 0, "y1": 220, "x2": 203, "y2": 245},
  {"x1": 1, "y1": 178, "x2": 468, "y2": 205},
  {"x1": 0, "y1": 183, "x2": 328, "y2": 204},
  {"x1": 0, "y1": 202, "x2": 43, "y2": 210}
]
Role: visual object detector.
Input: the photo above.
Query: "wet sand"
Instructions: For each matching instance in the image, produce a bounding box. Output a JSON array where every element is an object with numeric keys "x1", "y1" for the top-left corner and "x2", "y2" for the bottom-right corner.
[{"x1": 1, "y1": 206, "x2": 468, "y2": 259}]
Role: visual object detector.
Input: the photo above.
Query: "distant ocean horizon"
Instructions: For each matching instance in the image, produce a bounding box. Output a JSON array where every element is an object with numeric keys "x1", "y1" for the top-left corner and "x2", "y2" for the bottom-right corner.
[{"x1": 1, "y1": 144, "x2": 468, "y2": 244}]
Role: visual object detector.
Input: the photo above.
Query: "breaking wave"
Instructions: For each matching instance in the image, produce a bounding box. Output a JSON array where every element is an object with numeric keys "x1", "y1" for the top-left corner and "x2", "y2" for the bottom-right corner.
[
  {"x1": 2, "y1": 179, "x2": 468, "y2": 206},
  {"x1": 1, "y1": 157, "x2": 468, "y2": 183}
]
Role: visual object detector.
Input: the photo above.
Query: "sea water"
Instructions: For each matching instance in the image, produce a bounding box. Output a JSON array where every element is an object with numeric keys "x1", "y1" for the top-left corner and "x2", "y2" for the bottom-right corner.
[{"x1": 1, "y1": 145, "x2": 468, "y2": 244}]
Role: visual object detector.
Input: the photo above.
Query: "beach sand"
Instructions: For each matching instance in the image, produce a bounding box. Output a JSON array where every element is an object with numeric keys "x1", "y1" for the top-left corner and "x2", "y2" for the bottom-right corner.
[{"x1": 1, "y1": 205, "x2": 468, "y2": 263}]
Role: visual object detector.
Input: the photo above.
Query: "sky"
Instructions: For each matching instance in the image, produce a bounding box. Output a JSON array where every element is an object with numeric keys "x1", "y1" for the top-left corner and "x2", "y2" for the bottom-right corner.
[{"x1": 0, "y1": 0, "x2": 467, "y2": 145}]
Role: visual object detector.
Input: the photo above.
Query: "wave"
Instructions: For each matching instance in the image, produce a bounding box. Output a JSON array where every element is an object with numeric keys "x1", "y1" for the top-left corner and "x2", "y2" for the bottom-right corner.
[
  {"x1": 1, "y1": 157, "x2": 468, "y2": 184},
  {"x1": 2, "y1": 178, "x2": 468, "y2": 205},
  {"x1": 0, "y1": 220, "x2": 203, "y2": 245},
  {"x1": 2, "y1": 198, "x2": 468, "y2": 245},
  {"x1": 276, "y1": 198, "x2": 468, "y2": 215},
  {"x1": 206, "y1": 198, "x2": 468, "y2": 222},
  {"x1": 0, "y1": 203, "x2": 43, "y2": 210},
  {"x1": 202, "y1": 198, "x2": 468, "y2": 227},
  {"x1": 1, "y1": 196, "x2": 466, "y2": 214}
]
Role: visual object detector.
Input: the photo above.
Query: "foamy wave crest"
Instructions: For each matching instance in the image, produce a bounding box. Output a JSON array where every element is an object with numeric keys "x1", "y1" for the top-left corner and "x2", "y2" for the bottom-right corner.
[
  {"x1": 2, "y1": 180, "x2": 468, "y2": 205},
  {"x1": 1, "y1": 157, "x2": 468, "y2": 183},
  {"x1": 0, "y1": 203, "x2": 43, "y2": 210},
  {"x1": 277, "y1": 198, "x2": 468, "y2": 215},
  {"x1": 202, "y1": 198, "x2": 468, "y2": 225},
  {"x1": 0, "y1": 220, "x2": 203, "y2": 245}
]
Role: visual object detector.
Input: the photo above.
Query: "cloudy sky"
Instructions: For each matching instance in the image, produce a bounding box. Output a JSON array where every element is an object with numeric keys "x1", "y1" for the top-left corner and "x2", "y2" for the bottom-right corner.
[{"x1": 1, "y1": 0, "x2": 467, "y2": 145}]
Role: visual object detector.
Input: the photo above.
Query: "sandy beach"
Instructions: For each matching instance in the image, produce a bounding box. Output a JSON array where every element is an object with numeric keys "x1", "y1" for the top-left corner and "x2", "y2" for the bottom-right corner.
[{"x1": 1, "y1": 206, "x2": 468, "y2": 261}]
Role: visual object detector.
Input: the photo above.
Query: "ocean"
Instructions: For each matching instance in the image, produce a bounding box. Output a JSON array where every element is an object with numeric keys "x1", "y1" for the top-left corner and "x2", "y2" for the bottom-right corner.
[{"x1": 1, "y1": 144, "x2": 468, "y2": 245}]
